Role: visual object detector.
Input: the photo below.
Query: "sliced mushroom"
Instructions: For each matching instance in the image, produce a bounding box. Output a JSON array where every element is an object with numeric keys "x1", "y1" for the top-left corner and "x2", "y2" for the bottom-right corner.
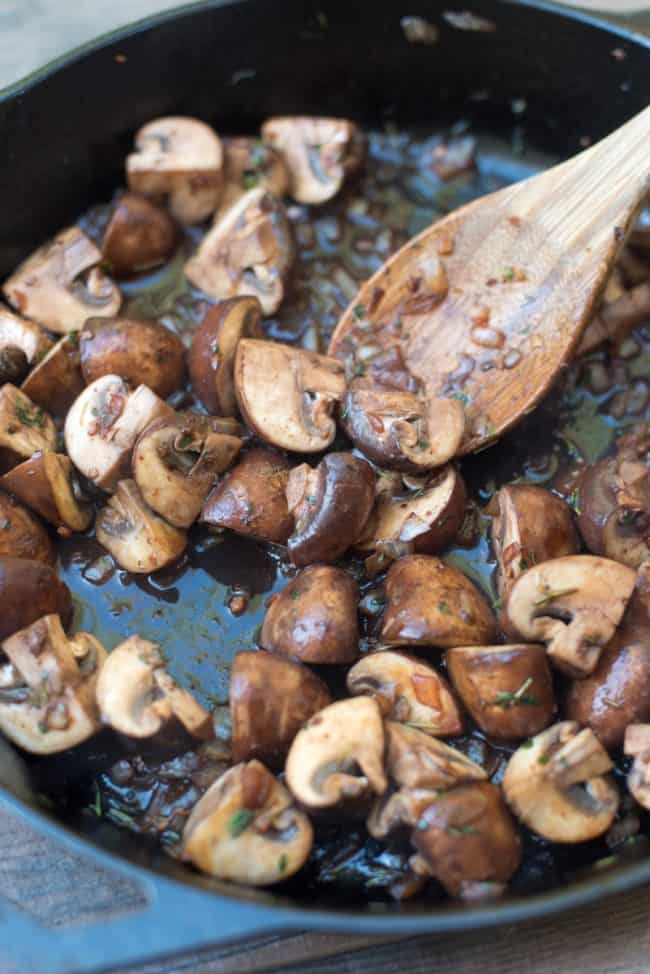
[
  {"x1": 0, "y1": 305, "x2": 53, "y2": 383},
  {"x1": 96, "y1": 634, "x2": 210, "y2": 738},
  {"x1": 64, "y1": 376, "x2": 173, "y2": 491},
  {"x1": 185, "y1": 188, "x2": 294, "y2": 314},
  {"x1": 382, "y1": 555, "x2": 496, "y2": 648},
  {"x1": 347, "y1": 650, "x2": 462, "y2": 736},
  {"x1": 503, "y1": 555, "x2": 636, "y2": 677},
  {"x1": 0, "y1": 557, "x2": 72, "y2": 640},
  {"x1": 3, "y1": 227, "x2": 121, "y2": 334},
  {"x1": 96, "y1": 479, "x2": 187, "y2": 573},
  {"x1": 234, "y1": 339, "x2": 345, "y2": 452},
  {"x1": 491, "y1": 484, "x2": 580, "y2": 599},
  {"x1": 102, "y1": 192, "x2": 178, "y2": 277},
  {"x1": 502, "y1": 722, "x2": 619, "y2": 842},
  {"x1": 430, "y1": 136, "x2": 477, "y2": 181},
  {"x1": 21, "y1": 334, "x2": 85, "y2": 417},
  {"x1": 285, "y1": 697, "x2": 386, "y2": 810},
  {"x1": 260, "y1": 565, "x2": 358, "y2": 663},
  {"x1": 624, "y1": 724, "x2": 650, "y2": 810},
  {"x1": 577, "y1": 282, "x2": 650, "y2": 356},
  {"x1": 215, "y1": 137, "x2": 290, "y2": 218},
  {"x1": 0, "y1": 385, "x2": 57, "y2": 473},
  {"x1": 127, "y1": 116, "x2": 224, "y2": 224},
  {"x1": 182, "y1": 759, "x2": 313, "y2": 884},
  {"x1": 261, "y1": 116, "x2": 366, "y2": 205},
  {"x1": 188, "y1": 297, "x2": 262, "y2": 415},
  {"x1": 0, "y1": 491, "x2": 55, "y2": 564},
  {"x1": 201, "y1": 447, "x2": 293, "y2": 543},
  {"x1": 1, "y1": 453, "x2": 92, "y2": 534},
  {"x1": 80, "y1": 317, "x2": 185, "y2": 399},
  {"x1": 230, "y1": 649, "x2": 331, "y2": 768}
]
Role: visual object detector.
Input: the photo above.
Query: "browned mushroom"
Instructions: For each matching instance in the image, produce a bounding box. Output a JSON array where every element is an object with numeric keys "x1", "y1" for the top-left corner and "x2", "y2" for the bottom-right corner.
[
  {"x1": 624, "y1": 724, "x2": 650, "y2": 810},
  {"x1": 188, "y1": 297, "x2": 262, "y2": 415},
  {"x1": 0, "y1": 305, "x2": 53, "y2": 384},
  {"x1": 21, "y1": 334, "x2": 85, "y2": 417},
  {"x1": 260, "y1": 564, "x2": 358, "y2": 663},
  {"x1": 577, "y1": 282, "x2": 650, "y2": 356},
  {"x1": 0, "y1": 386, "x2": 57, "y2": 473},
  {"x1": 96, "y1": 479, "x2": 187, "y2": 574},
  {"x1": 215, "y1": 137, "x2": 290, "y2": 218},
  {"x1": 430, "y1": 136, "x2": 477, "y2": 181},
  {"x1": 0, "y1": 557, "x2": 72, "y2": 640},
  {"x1": 80, "y1": 317, "x2": 185, "y2": 399},
  {"x1": 1, "y1": 453, "x2": 93, "y2": 534},
  {"x1": 0, "y1": 491, "x2": 55, "y2": 564},
  {"x1": 102, "y1": 192, "x2": 178, "y2": 277}
]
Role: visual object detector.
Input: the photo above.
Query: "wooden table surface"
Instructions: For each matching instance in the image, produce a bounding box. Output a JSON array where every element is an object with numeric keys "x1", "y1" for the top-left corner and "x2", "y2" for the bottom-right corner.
[{"x1": 1, "y1": 2, "x2": 649, "y2": 973}]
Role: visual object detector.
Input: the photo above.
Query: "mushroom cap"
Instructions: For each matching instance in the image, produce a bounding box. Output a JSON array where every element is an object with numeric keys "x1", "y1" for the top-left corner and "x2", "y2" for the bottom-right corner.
[
  {"x1": 0, "y1": 490, "x2": 55, "y2": 564},
  {"x1": 381, "y1": 554, "x2": 497, "y2": 648},
  {"x1": 21, "y1": 334, "x2": 85, "y2": 417},
  {"x1": 0, "y1": 385, "x2": 57, "y2": 473},
  {"x1": 503, "y1": 554, "x2": 636, "y2": 677},
  {"x1": 182, "y1": 760, "x2": 313, "y2": 885},
  {"x1": 102, "y1": 192, "x2": 178, "y2": 277},
  {"x1": 1, "y1": 452, "x2": 93, "y2": 533},
  {"x1": 234, "y1": 339, "x2": 345, "y2": 452},
  {"x1": 0, "y1": 305, "x2": 53, "y2": 367},
  {"x1": 0, "y1": 558, "x2": 72, "y2": 640},
  {"x1": 502, "y1": 721, "x2": 619, "y2": 843},
  {"x1": 285, "y1": 696, "x2": 387, "y2": 810},
  {"x1": 80, "y1": 317, "x2": 186, "y2": 399},
  {"x1": 96, "y1": 479, "x2": 187, "y2": 574}
]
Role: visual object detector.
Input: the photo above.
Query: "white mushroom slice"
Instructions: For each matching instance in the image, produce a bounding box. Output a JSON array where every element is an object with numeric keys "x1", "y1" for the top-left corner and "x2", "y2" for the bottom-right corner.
[
  {"x1": 285, "y1": 697, "x2": 387, "y2": 810},
  {"x1": 504, "y1": 555, "x2": 636, "y2": 677},
  {"x1": 64, "y1": 375, "x2": 173, "y2": 491},
  {"x1": 0, "y1": 305, "x2": 53, "y2": 382},
  {"x1": 182, "y1": 760, "x2": 313, "y2": 885},
  {"x1": 127, "y1": 116, "x2": 224, "y2": 224},
  {"x1": 1, "y1": 453, "x2": 92, "y2": 533},
  {"x1": 234, "y1": 339, "x2": 345, "y2": 452},
  {"x1": 95, "y1": 479, "x2": 187, "y2": 574},
  {"x1": 624, "y1": 724, "x2": 650, "y2": 810},
  {"x1": 96, "y1": 635, "x2": 210, "y2": 738},
  {"x1": 0, "y1": 385, "x2": 57, "y2": 473},
  {"x1": 214, "y1": 137, "x2": 290, "y2": 219},
  {"x1": 185, "y1": 188, "x2": 293, "y2": 314},
  {"x1": 502, "y1": 722, "x2": 618, "y2": 842},
  {"x1": 3, "y1": 227, "x2": 121, "y2": 334}
]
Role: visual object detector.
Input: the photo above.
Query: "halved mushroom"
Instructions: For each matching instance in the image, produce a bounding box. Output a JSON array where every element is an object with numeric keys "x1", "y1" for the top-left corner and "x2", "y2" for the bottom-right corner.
[
  {"x1": 96, "y1": 634, "x2": 210, "y2": 738},
  {"x1": 430, "y1": 136, "x2": 477, "y2": 181},
  {"x1": 3, "y1": 227, "x2": 121, "y2": 334},
  {"x1": 21, "y1": 334, "x2": 84, "y2": 417},
  {"x1": 185, "y1": 188, "x2": 294, "y2": 314},
  {"x1": 80, "y1": 317, "x2": 185, "y2": 399},
  {"x1": 382, "y1": 555, "x2": 496, "y2": 648},
  {"x1": 126, "y1": 116, "x2": 224, "y2": 224},
  {"x1": 0, "y1": 557, "x2": 72, "y2": 640},
  {"x1": 624, "y1": 724, "x2": 650, "y2": 810},
  {"x1": 285, "y1": 697, "x2": 386, "y2": 810},
  {"x1": 0, "y1": 385, "x2": 56, "y2": 473},
  {"x1": 96, "y1": 479, "x2": 187, "y2": 573},
  {"x1": 182, "y1": 759, "x2": 313, "y2": 884},
  {"x1": 102, "y1": 192, "x2": 178, "y2": 277},
  {"x1": 0, "y1": 491, "x2": 55, "y2": 564},
  {"x1": 503, "y1": 555, "x2": 636, "y2": 677},
  {"x1": 446, "y1": 644, "x2": 555, "y2": 740},
  {"x1": 234, "y1": 339, "x2": 345, "y2": 452},
  {"x1": 260, "y1": 565, "x2": 358, "y2": 663},
  {"x1": 1, "y1": 453, "x2": 92, "y2": 534},
  {"x1": 261, "y1": 116, "x2": 366, "y2": 205},
  {"x1": 502, "y1": 722, "x2": 619, "y2": 842},
  {"x1": 230, "y1": 649, "x2": 331, "y2": 768},
  {"x1": 0, "y1": 305, "x2": 53, "y2": 384},
  {"x1": 577, "y1": 282, "x2": 650, "y2": 356},
  {"x1": 0, "y1": 614, "x2": 105, "y2": 754},
  {"x1": 217, "y1": 137, "x2": 290, "y2": 217},
  {"x1": 188, "y1": 297, "x2": 262, "y2": 415},
  {"x1": 285, "y1": 453, "x2": 375, "y2": 566},
  {"x1": 491, "y1": 484, "x2": 579, "y2": 599},
  {"x1": 201, "y1": 447, "x2": 293, "y2": 543},
  {"x1": 347, "y1": 650, "x2": 462, "y2": 736},
  {"x1": 64, "y1": 375, "x2": 173, "y2": 491},
  {"x1": 133, "y1": 413, "x2": 242, "y2": 528}
]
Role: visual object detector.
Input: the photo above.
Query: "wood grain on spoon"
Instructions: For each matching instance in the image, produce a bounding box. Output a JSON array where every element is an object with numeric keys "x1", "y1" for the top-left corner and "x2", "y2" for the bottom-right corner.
[{"x1": 329, "y1": 107, "x2": 650, "y2": 454}]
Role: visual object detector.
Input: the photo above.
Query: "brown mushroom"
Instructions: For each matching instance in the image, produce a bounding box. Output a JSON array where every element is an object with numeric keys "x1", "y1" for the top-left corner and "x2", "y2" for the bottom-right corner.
[
  {"x1": 214, "y1": 137, "x2": 290, "y2": 219},
  {"x1": 188, "y1": 297, "x2": 262, "y2": 415},
  {"x1": 126, "y1": 116, "x2": 224, "y2": 224},
  {"x1": 577, "y1": 282, "x2": 650, "y2": 356},
  {"x1": 260, "y1": 565, "x2": 359, "y2": 663},
  {"x1": 0, "y1": 557, "x2": 72, "y2": 641},
  {"x1": 96, "y1": 479, "x2": 187, "y2": 574},
  {"x1": 0, "y1": 385, "x2": 57, "y2": 473},
  {"x1": 624, "y1": 724, "x2": 650, "y2": 810},
  {"x1": 430, "y1": 136, "x2": 477, "y2": 181},
  {"x1": 0, "y1": 305, "x2": 53, "y2": 383},
  {"x1": 1, "y1": 453, "x2": 92, "y2": 534},
  {"x1": 21, "y1": 334, "x2": 85, "y2": 417},
  {"x1": 80, "y1": 317, "x2": 185, "y2": 399},
  {"x1": 3, "y1": 227, "x2": 121, "y2": 334},
  {"x1": 0, "y1": 491, "x2": 55, "y2": 564},
  {"x1": 102, "y1": 192, "x2": 178, "y2": 277}
]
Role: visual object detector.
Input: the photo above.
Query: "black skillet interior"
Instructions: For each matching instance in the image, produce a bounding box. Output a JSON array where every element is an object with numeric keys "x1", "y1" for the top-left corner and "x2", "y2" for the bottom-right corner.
[{"x1": 1, "y1": 0, "x2": 650, "y2": 961}]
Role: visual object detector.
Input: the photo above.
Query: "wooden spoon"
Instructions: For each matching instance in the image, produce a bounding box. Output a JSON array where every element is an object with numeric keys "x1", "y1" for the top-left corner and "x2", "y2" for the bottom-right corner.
[{"x1": 329, "y1": 107, "x2": 650, "y2": 455}]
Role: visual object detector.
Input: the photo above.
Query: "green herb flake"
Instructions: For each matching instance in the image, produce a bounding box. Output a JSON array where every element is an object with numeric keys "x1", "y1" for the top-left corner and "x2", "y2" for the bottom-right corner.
[
  {"x1": 417, "y1": 438, "x2": 428, "y2": 449},
  {"x1": 0, "y1": 517, "x2": 10, "y2": 530},
  {"x1": 519, "y1": 558, "x2": 528, "y2": 571},
  {"x1": 15, "y1": 401, "x2": 45, "y2": 428},
  {"x1": 289, "y1": 590, "x2": 300, "y2": 601},
  {"x1": 227, "y1": 808, "x2": 255, "y2": 837},
  {"x1": 242, "y1": 170, "x2": 260, "y2": 190},
  {"x1": 534, "y1": 587, "x2": 579, "y2": 607},
  {"x1": 451, "y1": 392, "x2": 469, "y2": 405},
  {"x1": 353, "y1": 304, "x2": 365, "y2": 320},
  {"x1": 521, "y1": 738, "x2": 534, "y2": 749},
  {"x1": 354, "y1": 363, "x2": 366, "y2": 376},
  {"x1": 371, "y1": 596, "x2": 386, "y2": 607},
  {"x1": 537, "y1": 753, "x2": 551, "y2": 765},
  {"x1": 91, "y1": 783, "x2": 103, "y2": 817},
  {"x1": 492, "y1": 597, "x2": 503, "y2": 611},
  {"x1": 447, "y1": 824, "x2": 479, "y2": 835},
  {"x1": 437, "y1": 600, "x2": 450, "y2": 614},
  {"x1": 567, "y1": 490, "x2": 582, "y2": 515},
  {"x1": 278, "y1": 853, "x2": 289, "y2": 874},
  {"x1": 501, "y1": 266, "x2": 515, "y2": 282},
  {"x1": 493, "y1": 677, "x2": 539, "y2": 709}
]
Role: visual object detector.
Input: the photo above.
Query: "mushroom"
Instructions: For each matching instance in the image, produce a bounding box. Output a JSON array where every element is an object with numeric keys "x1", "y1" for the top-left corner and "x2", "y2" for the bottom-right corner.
[
  {"x1": 1, "y1": 453, "x2": 93, "y2": 534},
  {"x1": 64, "y1": 375, "x2": 173, "y2": 491},
  {"x1": 185, "y1": 188, "x2": 294, "y2": 314},
  {"x1": 0, "y1": 557, "x2": 72, "y2": 640},
  {"x1": 188, "y1": 297, "x2": 262, "y2": 415},
  {"x1": 346, "y1": 650, "x2": 463, "y2": 736},
  {"x1": 0, "y1": 305, "x2": 53, "y2": 383},
  {"x1": 430, "y1": 136, "x2": 477, "y2": 181},
  {"x1": 132, "y1": 413, "x2": 242, "y2": 528},
  {"x1": 0, "y1": 491, "x2": 55, "y2": 564},
  {"x1": 261, "y1": 116, "x2": 366, "y2": 205},
  {"x1": 491, "y1": 484, "x2": 580, "y2": 599},
  {"x1": 230, "y1": 649, "x2": 331, "y2": 768},
  {"x1": 503, "y1": 555, "x2": 636, "y2": 677},
  {"x1": 201, "y1": 447, "x2": 293, "y2": 543},
  {"x1": 577, "y1": 282, "x2": 650, "y2": 356},
  {"x1": 80, "y1": 317, "x2": 186, "y2": 399},
  {"x1": 95, "y1": 479, "x2": 187, "y2": 574},
  {"x1": 0, "y1": 614, "x2": 105, "y2": 754},
  {"x1": 126, "y1": 116, "x2": 224, "y2": 224},
  {"x1": 285, "y1": 697, "x2": 387, "y2": 810},
  {"x1": 381, "y1": 555, "x2": 497, "y2": 648},
  {"x1": 285, "y1": 453, "x2": 375, "y2": 565},
  {"x1": 182, "y1": 759, "x2": 313, "y2": 885},
  {"x1": 102, "y1": 192, "x2": 178, "y2": 277},
  {"x1": 624, "y1": 724, "x2": 650, "y2": 810},
  {"x1": 234, "y1": 339, "x2": 345, "y2": 452},
  {"x1": 260, "y1": 565, "x2": 359, "y2": 663},
  {"x1": 3, "y1": 227, "x2": 121, "y2": 334},
  {"x1": 21, "y1": 334, "x2": 85, "y2": 417},
  {"x1": 502, "y1": 722, "x2": 619, "y2": 842},
  {"x1": 96, "y1": 635, "x2": 211, "y2": 738},
  {"x1": 446, "y1": 644, "x2": 555, "y2": 740},
  {"x1": 216, "y1": 137, "x2": 290, "y2": 217},
  {"x1": 0, "y1": 385, "x2": 57, "y2": 473},
  {"x1": 342, "y1": 388, "x2": 465, "y2": 473}
]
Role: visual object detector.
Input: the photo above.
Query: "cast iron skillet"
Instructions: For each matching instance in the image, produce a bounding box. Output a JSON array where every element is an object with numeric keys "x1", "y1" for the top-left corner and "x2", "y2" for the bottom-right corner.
[{"x1": 0, "y1": 1, "x2": 649, "y2": 971}]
